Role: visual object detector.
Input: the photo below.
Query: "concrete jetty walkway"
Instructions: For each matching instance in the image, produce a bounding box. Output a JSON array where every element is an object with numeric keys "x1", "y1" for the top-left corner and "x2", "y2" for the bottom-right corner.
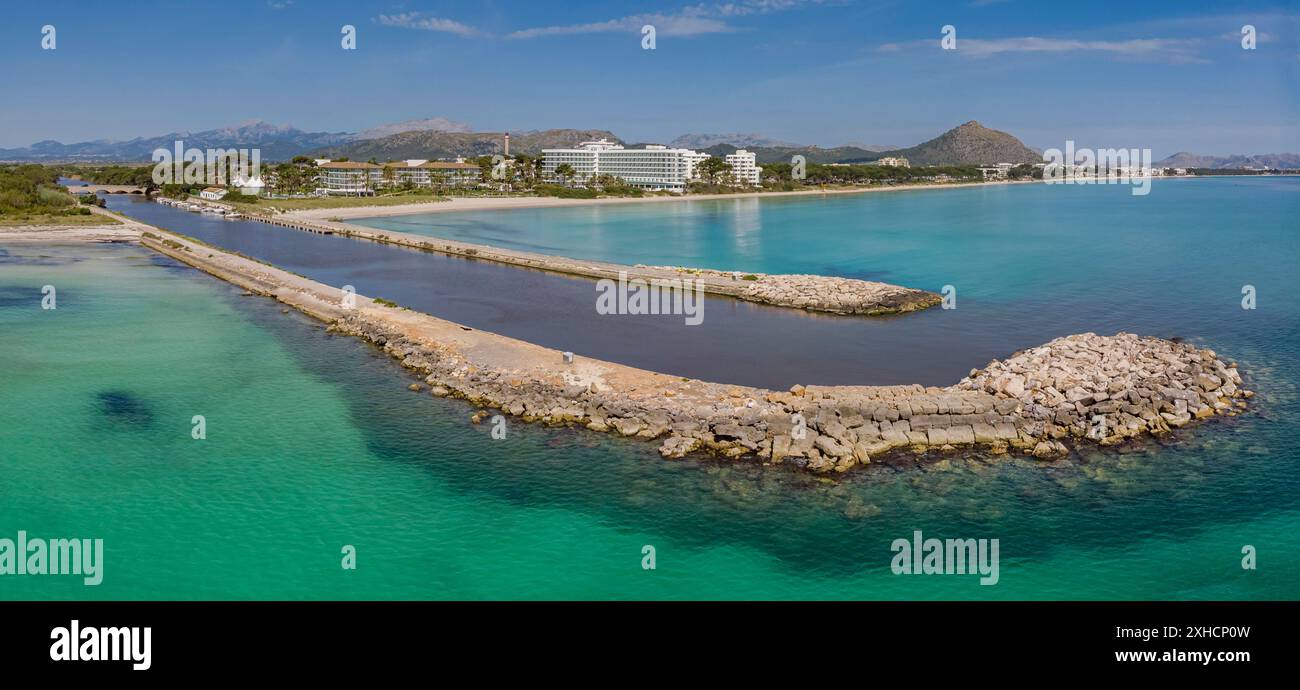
[{"x1": 138, "y1": 225, "x2": 1252, "y2": 473}]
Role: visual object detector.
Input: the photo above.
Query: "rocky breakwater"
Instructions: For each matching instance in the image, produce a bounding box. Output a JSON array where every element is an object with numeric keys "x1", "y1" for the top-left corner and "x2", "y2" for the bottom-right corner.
[
  {"x1": 139, "y1": 222, "x2": 1247, "y2": 473},
  {"x1": 955, "y1": 332, "x2": 1251, "y2": 450},
  {"x1": 330, "y1": 305, "x2": 1248, "y2": 472},
  {"x1": 635, "y1": 265, "x2": 941, "y2": 315}
]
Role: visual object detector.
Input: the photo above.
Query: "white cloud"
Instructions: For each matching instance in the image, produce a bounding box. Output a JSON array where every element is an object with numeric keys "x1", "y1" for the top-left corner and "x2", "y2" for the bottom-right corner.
[
  {"x1": 507, "y1": 13, "x2": 732, "y2": 39},
  {"x1": 880, "y1": 35, "x2": 1212, "y2": 64},
  {"x1": 506, "y1": 0, "x2": 824, "y2": 40},
  {"x1": 376, "y1": 12, "x2": 482, "y2": 38}
]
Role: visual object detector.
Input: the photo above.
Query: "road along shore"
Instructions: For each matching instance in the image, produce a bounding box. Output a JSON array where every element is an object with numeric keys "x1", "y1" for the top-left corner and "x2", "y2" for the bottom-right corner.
[{"x1": 137, "y1": 225, "x2": 1252, "y2": 473}]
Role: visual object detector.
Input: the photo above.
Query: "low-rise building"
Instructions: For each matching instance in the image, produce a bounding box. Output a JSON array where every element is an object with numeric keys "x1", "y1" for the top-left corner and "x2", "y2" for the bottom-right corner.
[
  {"x1": 317, "y1": 161, "x2": 382, "y2": 196},
  {"x1": 318, "y1": 159, "x2": 481, "y2": 195},
  {"x1": 978, "y1": 163, "x2": 1018, "y2": 180},
  {"x1": 421, "y1": 161, "x2": 481, "y2": 188},
  {"x1": 382, "y1": 160, "x2": 432, "y2": 187},
  {"x1": 875, "y1": 157, "x2": 910, "y2": 168},
  {"x1": 199, "y1": 187, "x2": 228, "y2": 201}
]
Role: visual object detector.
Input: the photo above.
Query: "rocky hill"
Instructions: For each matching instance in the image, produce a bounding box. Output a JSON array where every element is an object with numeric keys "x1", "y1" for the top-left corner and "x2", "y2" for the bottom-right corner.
[
  {"x1": 885, "y1": 121, "x2": 1040, "y2": 166},
  {"x1": 698, "y1": 121, "x2": 1039, "y2": 166}
]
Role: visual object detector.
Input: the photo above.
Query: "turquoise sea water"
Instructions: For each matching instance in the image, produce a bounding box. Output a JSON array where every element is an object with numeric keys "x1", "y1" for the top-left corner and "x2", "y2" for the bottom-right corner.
[
  {"x1": 357, "y1": 177, "x2": 1300, "y2": 307},
  {"x1": 3, "y1": 177, "x2": 1299, "y2": 599}
]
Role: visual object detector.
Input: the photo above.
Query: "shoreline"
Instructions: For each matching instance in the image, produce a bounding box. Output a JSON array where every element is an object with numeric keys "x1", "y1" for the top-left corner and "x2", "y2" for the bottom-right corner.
[
  {"x1": 0, "y1": 220, "x2": 142, "y2": 243},
  {"x1": 283, "y1": 173, "x2": 1277, "y2": 222},
  {"x1": 115, "y1": 213, "x2": 1250, "y2": 473},
  {"x1": 285, "y1": 178, "x2": 1044, "y2": 221}
]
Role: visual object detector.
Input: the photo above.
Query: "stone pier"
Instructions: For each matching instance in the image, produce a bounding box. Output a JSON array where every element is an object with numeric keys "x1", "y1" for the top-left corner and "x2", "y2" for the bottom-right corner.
[{"x1": 139, "y1": 228, "x2": 1251, "y2": 473}]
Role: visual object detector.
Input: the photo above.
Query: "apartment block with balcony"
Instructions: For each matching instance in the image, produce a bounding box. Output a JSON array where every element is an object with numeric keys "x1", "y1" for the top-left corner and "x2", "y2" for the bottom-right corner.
[
  {"x1": 316, "y1": 161, "x2": 382, "y2": 196},
  {"x1": 724, "y1": 149, "x2": 763, "y2": 186},
  {"x1": 541, "y1": 140, "x2": 709, "y2": 192}
]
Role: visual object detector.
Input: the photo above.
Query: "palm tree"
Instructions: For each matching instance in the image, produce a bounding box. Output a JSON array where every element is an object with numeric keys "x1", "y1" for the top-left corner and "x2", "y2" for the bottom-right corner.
[{"x1": 554, "y1": 163, "x2": 576, "y2": 188}]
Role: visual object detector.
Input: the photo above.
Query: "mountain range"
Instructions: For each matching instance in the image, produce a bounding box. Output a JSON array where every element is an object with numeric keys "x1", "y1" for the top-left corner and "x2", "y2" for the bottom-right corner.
[
  {"x1": 4, "y1": 117, "x2": 1297, "y2": 169},
  {"x1": 0, "y1": 117, "x2": 473, "y2": 162},
  {"x1": 668, "y1": 133, "x2": 800, "y2": 149},
  {"x1": 0, "y1": 119, "x2": 1039, "y2": 165},
  {"x1": 308, "y1": 122, "x2": 1038, "y2": 165},
  {"x1": 308, "y1": 129, "x2": 622, "y2": 160},
  {"x1": 352, "y1": 117, "x2": 472, "y2": 140},
  {"x1": 1154, "y1": 152, "x2": 1300, "y2": 169}
]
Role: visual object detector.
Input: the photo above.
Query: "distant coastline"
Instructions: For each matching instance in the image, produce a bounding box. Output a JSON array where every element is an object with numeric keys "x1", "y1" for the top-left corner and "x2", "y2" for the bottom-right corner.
[
  {"x1": 283, "y1": 178, "x2": 1045, "y2": 221},
  {"x1": 282, "y1": 174, "x2": 1299, "y2": 222}
]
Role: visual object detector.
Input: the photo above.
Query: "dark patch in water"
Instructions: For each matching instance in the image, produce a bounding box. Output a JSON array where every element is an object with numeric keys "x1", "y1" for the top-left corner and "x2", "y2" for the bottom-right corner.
[
  {"x1": 0, "y1": 286, "x2": 43, "y2": 309},
  {"x1": 95, "y1": 390, "x2": 154, "y2": 427},
  {"x1": 0, "y1": 251, "x2": 79, "y2": 267},
  {"x1": 146, "y1": 252, "x2": 195, "y2": 275}
]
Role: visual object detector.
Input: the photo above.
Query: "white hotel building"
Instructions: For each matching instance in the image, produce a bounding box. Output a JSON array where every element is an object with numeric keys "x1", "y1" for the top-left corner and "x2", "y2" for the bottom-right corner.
[
  {"x1": 725, "y1": 149, "x2": 763, "y2": 186},
  {"x1": 542, "y1": 140, "x2": 710, "y2": 192}
]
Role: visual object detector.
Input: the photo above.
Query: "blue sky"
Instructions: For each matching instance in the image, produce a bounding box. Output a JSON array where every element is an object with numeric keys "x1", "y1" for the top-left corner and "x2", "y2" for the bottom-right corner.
[{"x1": 1, "y1": 0, "x2": 1297, "y2": 156}]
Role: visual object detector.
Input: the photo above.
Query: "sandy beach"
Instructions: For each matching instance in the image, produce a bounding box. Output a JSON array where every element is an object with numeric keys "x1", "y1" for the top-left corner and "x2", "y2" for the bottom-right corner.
[
  {"x1": 0, "y1": 223, "x2": 141, "y2": 243},
  {"x1": 284, "y1": 179, "x2": 1042, "y2": 221}
]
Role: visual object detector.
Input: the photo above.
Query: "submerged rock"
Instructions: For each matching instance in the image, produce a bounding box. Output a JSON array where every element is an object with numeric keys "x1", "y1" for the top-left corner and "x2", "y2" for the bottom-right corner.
[{"x1": 94, "y1": 390, "x2": 154, "y2": 427}]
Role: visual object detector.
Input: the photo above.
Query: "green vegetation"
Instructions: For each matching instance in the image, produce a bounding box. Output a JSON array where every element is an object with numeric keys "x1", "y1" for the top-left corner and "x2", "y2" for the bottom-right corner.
[
  {"x1": 0, "y1": 164, "x2": 114, "y2": 225},
  {"x1": 372, "y1": 297, "x2": 400, "y2": 308},
  {"x1": 759, "y1": 162, "x2": 987, "y2": 185},
  {"x1": 1186, "y1": 168, "x2": 1285, "y2": 176},
  {"x1": 1007, "y1": 163, "x2": 1043, "y2": 180},
  {"x1": 553, "y1": 163, "x2": 576, "y2": 187},
  {"x1": 160, "y1": 183, "x2": 201, "y2": 199},
  {"x1": 695, "y1": 157, "x2": 733, "y2": 186},
  {"x1": 534, "y1": 184, "x2": 598, "y2": 199},
  {"x1": 269, "y1": 161, "x2": 317, "y2": 196},
  {"x1": 222, "y1": 192, "x2": 448, "y2": 215},
  {"x1": 57, "y1": 164, "x2": 155, "y2": 187}
]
